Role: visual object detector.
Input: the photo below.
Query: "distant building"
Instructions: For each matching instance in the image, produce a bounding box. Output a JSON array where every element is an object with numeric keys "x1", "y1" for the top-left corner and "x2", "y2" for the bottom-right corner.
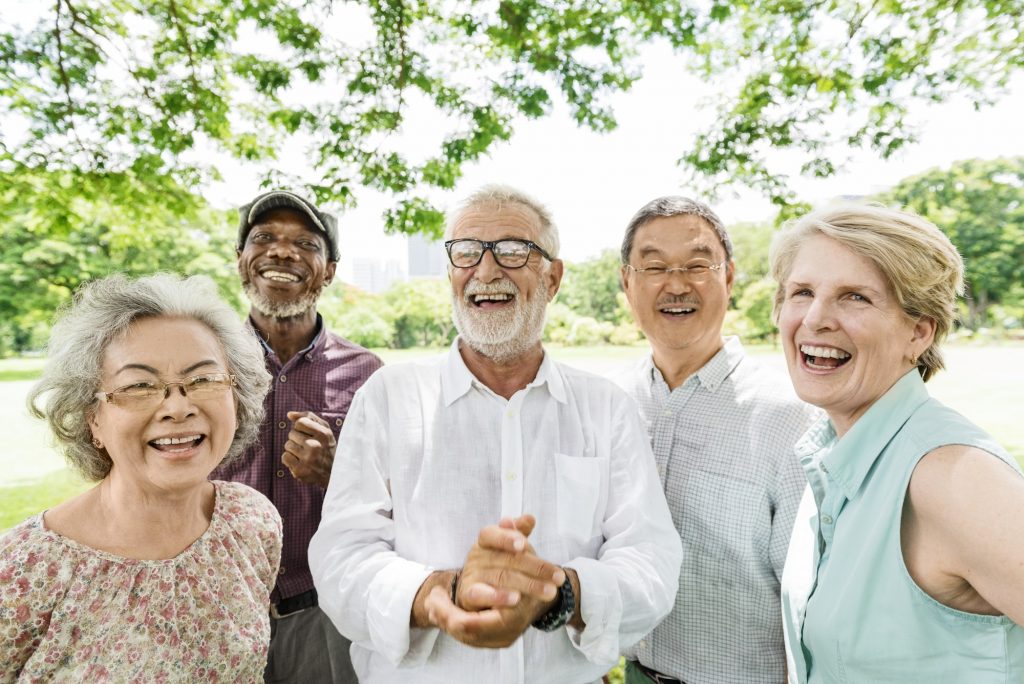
[
  {"x1": 407, "y1": 233, "x2": 447, "y2": 278},
  {"x1": 351, "y1": 257, "x2": 404, "y2": 294}
]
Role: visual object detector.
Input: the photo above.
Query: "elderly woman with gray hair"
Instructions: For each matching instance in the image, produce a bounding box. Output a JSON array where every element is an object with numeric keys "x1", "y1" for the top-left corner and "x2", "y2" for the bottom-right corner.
[
  {"x1": 0, "y1": 273, "x2": 280, "y2": 682},
  {"x1": 772, "y1": 204, "x2": 1024, "y2": 682}
]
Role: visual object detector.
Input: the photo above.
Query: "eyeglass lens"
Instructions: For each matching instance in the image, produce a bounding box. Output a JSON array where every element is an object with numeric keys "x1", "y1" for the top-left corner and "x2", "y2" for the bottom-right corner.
[
  {"x1": 108, "y1": 374, "x2": 233, "y2": 408},
  {"x1": 449, "y1": 240, "x2": 532, "y2": 268}
]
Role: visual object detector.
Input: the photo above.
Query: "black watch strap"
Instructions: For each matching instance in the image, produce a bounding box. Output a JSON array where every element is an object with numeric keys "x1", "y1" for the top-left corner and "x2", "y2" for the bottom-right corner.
[{"x1": 532, "y1": 574, "x2": 575, "y2": 632}]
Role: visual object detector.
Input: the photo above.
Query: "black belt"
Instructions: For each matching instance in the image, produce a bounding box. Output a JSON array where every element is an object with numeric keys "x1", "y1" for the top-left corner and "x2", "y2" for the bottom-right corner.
[
  {"x1": 636, "y1": 662, "x2": 686, "y2": 684},
  {"x1": 271, "y1": 588, "x2": 318, "y2": 619}
]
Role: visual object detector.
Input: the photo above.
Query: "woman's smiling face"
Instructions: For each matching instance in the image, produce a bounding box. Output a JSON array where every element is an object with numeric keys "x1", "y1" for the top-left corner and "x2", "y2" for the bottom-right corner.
[
  {"x1": 89, "y1": 316, "x2": 237, "y2": 492},
  {"x1": 778, "y1": 234, "x2": 934, "y2": 435}
]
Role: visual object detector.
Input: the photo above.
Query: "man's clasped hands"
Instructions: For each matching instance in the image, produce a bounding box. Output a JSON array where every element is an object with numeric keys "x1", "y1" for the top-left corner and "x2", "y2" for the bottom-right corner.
[{"x1": 411, "y1": 514, "x2": 581, "y2": 648}]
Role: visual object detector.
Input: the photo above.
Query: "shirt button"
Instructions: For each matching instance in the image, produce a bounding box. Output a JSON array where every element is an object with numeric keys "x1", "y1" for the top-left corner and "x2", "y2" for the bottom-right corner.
[
  {"x1": 821, "y1": 514, "x2": 834, "y2": 525},
  {"x1": 305, "y1": 354, "x2": 313, "y2": 361},
  {"x1": 278, "y1": 566, "x2": 286, "y2": 575},
  {"x1": 335, "y1": 418, "x2": 343, "y2": 427},
  {"x1": 278, "y1": 421, "x2": 287, "y2": 430},
  {"x1": 276, "y1": 469, "x2": 286, "y2": 478},
  {"x1": 506, "y1": 471, "x2": 517, "y2": 481},
  {"x1": 279, "y1": 374, "x2": 287, "y2": 383},
  {"x1": 662, "y1": 409, "x2": 672, "y2": 417}
]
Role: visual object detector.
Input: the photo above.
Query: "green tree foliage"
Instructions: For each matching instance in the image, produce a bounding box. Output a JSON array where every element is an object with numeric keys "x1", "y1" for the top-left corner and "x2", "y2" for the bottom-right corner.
[
  {"x1": 724, "y1": 221, "x2": 780, "y2": 342},
  {"x1": 3, "y1": 1, "x2": 1019, "y2": 227},
  {"x1": 729, "y1": 221, "x2": 774, "y2": 289},
  {"x1": 728, "y1": 278, "x2": 778, "y2": 344},
  {"x1": 382, "y1": 278, "x2": 454, "y2": 348},
  {"x1": 0, "y1": 162, "x2": 240, "y2": 355},
  {"x1": 879, "y1": 157, "x2": 1024, "y2": 328},
  {"x1": 558, "y1": 249, "x2": 625, "y2": 323}
]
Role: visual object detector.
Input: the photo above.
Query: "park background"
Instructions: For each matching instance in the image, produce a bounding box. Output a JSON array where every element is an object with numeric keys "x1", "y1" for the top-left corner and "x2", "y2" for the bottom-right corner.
[{"x1": 2, "y1": 2, "x2": 1022, "y2": 532}]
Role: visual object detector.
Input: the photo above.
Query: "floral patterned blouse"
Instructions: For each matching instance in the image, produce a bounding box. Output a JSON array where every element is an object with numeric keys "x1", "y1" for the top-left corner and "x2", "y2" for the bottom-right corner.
[{"x1": 0, "y1": 481, "x2": 282, "y2": 683}]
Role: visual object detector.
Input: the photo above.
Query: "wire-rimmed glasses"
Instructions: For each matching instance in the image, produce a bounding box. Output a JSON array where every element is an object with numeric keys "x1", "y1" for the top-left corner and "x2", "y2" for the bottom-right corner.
[
  {"x1": 94, "y1": 373, "x2": 236, "y2": 411},
  {"x1": 623, "y1": 260, "x2": 728, "y2": 284}
]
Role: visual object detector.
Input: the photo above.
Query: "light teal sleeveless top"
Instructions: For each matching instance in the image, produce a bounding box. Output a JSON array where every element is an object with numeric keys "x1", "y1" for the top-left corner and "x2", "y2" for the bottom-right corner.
[{"x1": 781, "y1": 370, "x2": 1024, "y2": 683}]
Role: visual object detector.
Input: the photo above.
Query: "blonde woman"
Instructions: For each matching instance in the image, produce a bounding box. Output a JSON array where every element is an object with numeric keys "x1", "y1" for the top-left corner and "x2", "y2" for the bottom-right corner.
[{"x1": 771, "y1": 205, "x2": 1024, "y2": 682}]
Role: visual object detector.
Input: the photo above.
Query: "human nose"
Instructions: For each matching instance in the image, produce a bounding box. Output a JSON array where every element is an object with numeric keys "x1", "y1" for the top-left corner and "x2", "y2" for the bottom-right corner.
[
  {"x1": 802, "y1": 296, "x2": 836, "y2": 332},
  {"x1": 473, "y1": 248, "x2": 504, "y2": 282},
  {"x1": 157, "y1": 382, "x2": 197, "y2": 418},
  {"x1": 661, "y1": 268, "x2": 694, "y2": 293},
  {"x1": 266, "y1": 240, "x2": 300, "y2": 260}
]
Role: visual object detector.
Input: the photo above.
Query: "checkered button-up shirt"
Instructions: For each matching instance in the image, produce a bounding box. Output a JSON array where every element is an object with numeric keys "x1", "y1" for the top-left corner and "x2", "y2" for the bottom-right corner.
[
  {"x1": 214, "y1": 315, "x2": 382, "y2": 601},
  {"x1": 616, "y1": 337, "x2": 820, "y2": 684}
]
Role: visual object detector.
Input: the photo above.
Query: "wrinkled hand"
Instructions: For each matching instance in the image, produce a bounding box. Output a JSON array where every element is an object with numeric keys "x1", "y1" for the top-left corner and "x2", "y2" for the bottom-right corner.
[
  {"x1": 281, "y1": 410, "x2": 336, "y2": 487},
  {"x1": 425, "y1": 515, "x2": 565, "y2": 648}
]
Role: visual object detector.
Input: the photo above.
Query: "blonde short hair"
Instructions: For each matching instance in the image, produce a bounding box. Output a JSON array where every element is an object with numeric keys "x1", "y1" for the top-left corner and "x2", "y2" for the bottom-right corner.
[{"x1": 769, "y1": 204, "x2": 964, "y2": 382}]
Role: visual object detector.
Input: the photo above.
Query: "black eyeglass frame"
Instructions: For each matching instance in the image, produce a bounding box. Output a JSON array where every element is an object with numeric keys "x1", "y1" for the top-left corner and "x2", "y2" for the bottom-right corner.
[{"x1": 443, "y1": 238, "x2": 554, "y2": 269}]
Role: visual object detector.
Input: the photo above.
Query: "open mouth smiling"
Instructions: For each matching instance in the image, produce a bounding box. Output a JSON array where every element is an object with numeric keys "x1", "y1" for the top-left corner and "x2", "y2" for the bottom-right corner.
[
  {"x1": 800, "y1": 344, "x2": 852, "y2": 370},
  {"x1": 258, "y1": 267, "x2": 302, "y2": 283},
  {"x1": 149, "y1": 434, "x2": 205, "y2": 452},
  {"x1": 469, "y1": 292, "x2": 514, "y2": 308},
  {"x1": 660, "y1": 305, "x2": 696, "y2": 316}
]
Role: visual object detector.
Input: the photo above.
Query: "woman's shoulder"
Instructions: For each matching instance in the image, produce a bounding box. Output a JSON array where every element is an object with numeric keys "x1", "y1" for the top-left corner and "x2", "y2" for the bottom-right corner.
[
  {"x1": 904, "y1": 398, "x2": 1014, "y2": 468},
  {"x1": 1, "y1": 515, "x2": 53, "y2": 566},
  {"x1": 212, "y1": 480, "x2": 281, "y2": 531},
  {"x1": 1, "y1": 516, "x2": 70, "y2": 628},
  {"x1": 209, "y1": 481, "x2": 282, "y2": 594}
]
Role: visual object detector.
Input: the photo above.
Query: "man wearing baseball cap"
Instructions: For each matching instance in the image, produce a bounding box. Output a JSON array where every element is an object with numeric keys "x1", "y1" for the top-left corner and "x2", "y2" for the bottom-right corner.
[{"x1": 214, "y1": 190, "x2": 383, "y2": 683}]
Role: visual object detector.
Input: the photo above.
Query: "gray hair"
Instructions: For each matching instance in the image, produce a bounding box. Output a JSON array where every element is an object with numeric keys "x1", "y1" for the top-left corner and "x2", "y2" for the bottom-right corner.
[
  {"x1": 620, "y1": 196, "x2": 733, "y2": 265},
  {"x1": 28, "y1": 273, "x2": 272, "y2": 481},
  {"x1": 445, "y1": 184, "x2": 560, "y2": 259}
]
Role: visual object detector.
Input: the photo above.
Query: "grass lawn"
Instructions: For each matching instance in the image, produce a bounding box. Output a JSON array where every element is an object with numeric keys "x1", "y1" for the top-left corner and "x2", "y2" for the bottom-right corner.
[
  {"x1": 0, "y1": 468, "x2": 91, "y2": 531},
  {"x1": 0, "y1": 356, "x2": 46, "y2": 382},
  {"x1": 2, "y1": 342, "x2": 1021, "y2": 533}
]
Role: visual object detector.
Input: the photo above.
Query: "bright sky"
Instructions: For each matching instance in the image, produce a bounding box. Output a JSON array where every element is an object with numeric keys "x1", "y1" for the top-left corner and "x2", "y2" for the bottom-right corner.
[{"x1": 205, "y1": 41, "x2": 1024, "y2": 280}]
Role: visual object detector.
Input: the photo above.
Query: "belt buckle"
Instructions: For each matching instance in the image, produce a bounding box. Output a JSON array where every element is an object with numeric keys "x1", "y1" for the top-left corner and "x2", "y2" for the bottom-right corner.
[{"x1": 270, "y1": 601, "x2": 305, "y2": 619}]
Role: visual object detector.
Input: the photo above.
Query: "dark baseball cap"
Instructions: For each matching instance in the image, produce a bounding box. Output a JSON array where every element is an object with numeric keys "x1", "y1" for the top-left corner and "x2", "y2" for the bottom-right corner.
[{"x1": 237, "y1": 190, "x2": 340, "y2": 262}]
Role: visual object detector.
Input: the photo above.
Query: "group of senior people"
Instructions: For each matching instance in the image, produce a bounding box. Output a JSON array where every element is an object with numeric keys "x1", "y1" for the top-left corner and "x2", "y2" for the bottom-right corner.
[{"x1": 0, "y1": 183, "x2": 1022, "y2": 684}]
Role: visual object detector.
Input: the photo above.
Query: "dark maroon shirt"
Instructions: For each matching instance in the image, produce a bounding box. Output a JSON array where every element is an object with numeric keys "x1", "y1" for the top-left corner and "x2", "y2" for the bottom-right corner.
[{"x1": 214, "y1": 315, "x2": 382, "y2": 600}]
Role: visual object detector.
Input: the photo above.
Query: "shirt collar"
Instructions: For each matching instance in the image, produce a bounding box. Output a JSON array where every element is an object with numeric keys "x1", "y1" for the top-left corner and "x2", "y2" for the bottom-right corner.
[
  {"x1": 440, "y1": 336, "x2": 566, "y2": 406},
  {"x1": 644, "y1": 335, "x2": 744, "y2": 393},
  {"x1": 820, "y1": 369, "x2": 931, "y2": 501},
  {"x1": 249, "y1": 313, "x2": 326, "y2": 360}
]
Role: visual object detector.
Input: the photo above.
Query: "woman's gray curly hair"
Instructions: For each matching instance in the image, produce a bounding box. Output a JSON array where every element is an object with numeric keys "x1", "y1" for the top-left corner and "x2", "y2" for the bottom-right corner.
[{"x1": 28, "y1": 273, "x2": 271, "y2": 481}]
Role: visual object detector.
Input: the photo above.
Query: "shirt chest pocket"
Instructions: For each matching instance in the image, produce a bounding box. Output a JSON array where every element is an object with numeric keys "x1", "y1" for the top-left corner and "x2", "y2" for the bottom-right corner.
[{"x1": 554, "y1": 453, "x2": 608, "y2": 546}]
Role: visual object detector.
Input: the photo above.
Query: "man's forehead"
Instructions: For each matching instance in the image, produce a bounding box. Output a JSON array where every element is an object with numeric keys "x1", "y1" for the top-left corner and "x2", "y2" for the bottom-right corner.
[
  {"x1": 451, "y1": 202, "x2": 542, "y2": 238},
  {"x1": 634, "y1": 214, "x2": 723, "y2": 254}
]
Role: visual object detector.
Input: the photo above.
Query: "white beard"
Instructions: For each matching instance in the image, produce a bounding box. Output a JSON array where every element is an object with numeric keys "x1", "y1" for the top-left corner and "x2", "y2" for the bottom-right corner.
[
  {"x1": 243, "y1": 280, "x2": 322, "y2": 320},
  {"x1": 451, "y1": 277, "x2": 549, "y2": 364}
]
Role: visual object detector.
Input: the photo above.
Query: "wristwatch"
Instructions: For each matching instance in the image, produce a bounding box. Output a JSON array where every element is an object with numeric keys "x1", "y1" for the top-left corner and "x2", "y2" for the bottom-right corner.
[{"x1": 531, "y1": 574, "x2": 575, "y2": 632}]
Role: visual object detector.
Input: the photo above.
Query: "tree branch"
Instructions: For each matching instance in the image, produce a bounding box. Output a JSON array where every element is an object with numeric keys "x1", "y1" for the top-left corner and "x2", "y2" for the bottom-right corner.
[{"x1": 52, "y1": 0, "x2": 86, "y2": 153}]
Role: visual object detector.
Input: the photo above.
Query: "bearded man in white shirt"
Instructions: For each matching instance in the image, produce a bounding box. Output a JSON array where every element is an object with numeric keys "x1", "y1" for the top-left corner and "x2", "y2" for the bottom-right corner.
[{"x1": 309, "y1": 185, "x2": 681, "y2": 684}]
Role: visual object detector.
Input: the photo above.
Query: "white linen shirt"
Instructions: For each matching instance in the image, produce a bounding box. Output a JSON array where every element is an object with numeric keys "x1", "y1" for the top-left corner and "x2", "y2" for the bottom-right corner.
[{"x1": 309, "y1": 341, "x2": 681, "y2": 684}]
